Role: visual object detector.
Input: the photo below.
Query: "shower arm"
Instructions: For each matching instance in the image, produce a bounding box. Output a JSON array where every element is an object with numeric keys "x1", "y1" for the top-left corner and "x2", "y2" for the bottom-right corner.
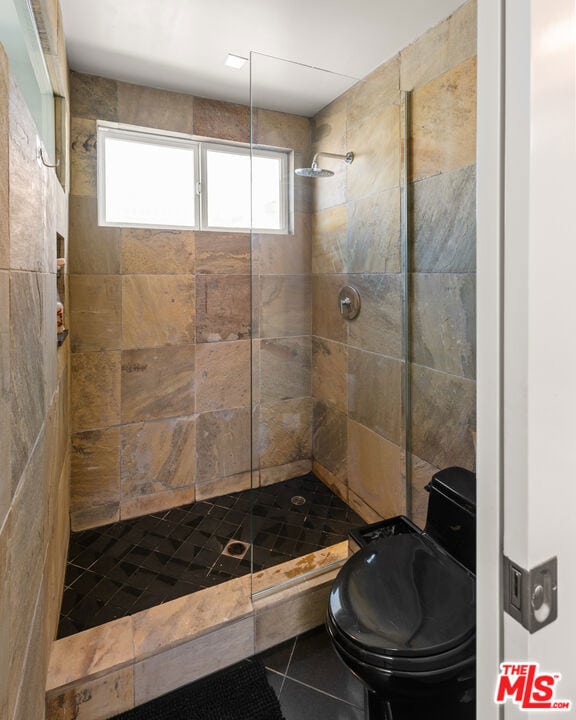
[{"x1": 311, "y1": 151, "x2": 354, "y2": 168}]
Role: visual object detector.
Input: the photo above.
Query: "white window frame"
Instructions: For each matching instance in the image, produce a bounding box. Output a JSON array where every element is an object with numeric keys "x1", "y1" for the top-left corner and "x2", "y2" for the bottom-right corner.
[
  {"x1": 97, "y1": 123, "x2": 201, "y2": 231},
  {"x1": 200, "y1": 141, "x2": 290, "y2": 234},
  {"x1": 97, "y1": 121, "x2": 291, "y2": 234}
]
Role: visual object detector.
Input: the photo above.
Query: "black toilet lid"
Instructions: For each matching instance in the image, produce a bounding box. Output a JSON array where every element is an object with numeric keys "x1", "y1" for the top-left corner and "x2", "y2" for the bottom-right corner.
[{"x1": 329, "y1": 533, "x2": 475, "y2": 657}]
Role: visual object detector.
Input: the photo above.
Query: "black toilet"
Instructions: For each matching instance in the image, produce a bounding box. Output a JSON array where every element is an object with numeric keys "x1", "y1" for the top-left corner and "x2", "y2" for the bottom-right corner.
[{"x1": 326, "y1": 467, "x2": 476, "y2": 720}]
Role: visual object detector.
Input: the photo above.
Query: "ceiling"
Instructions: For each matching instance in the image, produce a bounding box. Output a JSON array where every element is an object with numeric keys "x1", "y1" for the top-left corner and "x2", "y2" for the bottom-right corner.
[{"x1": 60, "y1": 0, "x2": 466, "y2": 117}]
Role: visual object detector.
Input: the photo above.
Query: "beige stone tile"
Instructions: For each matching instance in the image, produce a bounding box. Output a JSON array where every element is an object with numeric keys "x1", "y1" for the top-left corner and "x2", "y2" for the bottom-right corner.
[
  {"x1": 400, "y1": 0, "x2": 477, "y2": 91},
  {"x1": 348, "y1": 273, "x2": 403, "y2": 358},
  {"x1": 120, "y1": 485, "x2": 196, "y2": 521},
  {"x1": 411, "y1": 364, "x2": 476, "y2": 471},
  {"x1": 122, "y1": 228, "x2": 196, "y2": 274},
  {"x1": 252, "y1": 543, "x2": 347, "y2": 594},
  {"x1": 260, "y1": 275, "x2": 311, "y2": 339},
  {"x1": 312, "y1": 204, "x2": 347, "y2": 274},
  {"x1": 46, "y1": 666, "x2": 134, "y2": 720},
  {"x1": 312, "y1": 337, "x2": 347, "y2": 413},
  {"x1": 253, "y1": 213, "x2": 311, "y2": 275},
  {"x1": 312, "y1": 401, "x2": 347, "y2": 482},
  {"x1": 347, "y1": 103, "x2": 400, "y2": 200},
  {"x1": 347, "y1": 186, "x2": 401, "y2": 273},
  {"x1": 251, "y1": 337, "x2": 261, "y2": 405},
  {"x1": 10, "y1": 271, "x2": 45, "y2": 489},
  {"x1": 71, "y1": 351, "x2": 121, "y2": 430},
  {"x1": 195, "y1": 407, "x2": 251, "y2": 483},
  {"x1": 254, "y1": 570, "x2": 336, "y2": 653},
  {"x1": 348, "y1": 489, "x2": 386, "y2": 524},
  {"x1": 12, "y1": 588, "x2": 48, "y2": 720},
  {"x1": 132, "y1": 576, "x2": 251, "y2": 659},
  {"x1": 117, "y1": 81, "x2": 195, "y2": 134},
  {"x1": 260, "y1": 336, "x2": 311, "y2": 403},
  {"x1": 0, "y1": 511, "x2": 11, "y2": 715},
  {"x1": 347, "y1": 56, "x2": 400, "y2": 128},
  {"x1": 121, "y1": 345, "x2": 195, "y2": 423},
  {"x1": 348, "y1": 419, "x2": 404, "y2": 518},
  {"x1": 9, "y1": 78, "x2": 45, "y2": 272},
  {"x1": 69, "y1": 275, "x2": 122, "y2": 352},
  {"x1": 312, "y1": 274, "x2": 348, "y2": 344},
  {"x1": 195, "y1": 471, "x2": 253, "y2": 501},
  {"x1": 121, "y1": 415, "x2": 196, "y2": 498},
  {"x1": 7, "y1": 436, "x2": 45, "y2": 705},
  {"x1": 409, "y1": 453, "x2": 441, "y2": 529},
  {"x1": 411, "y1": 56, "x2": 477, "y2": 181},
  {"x1": 46, "y1": 617, "x2": 134, "y2": 691},
  {"x1": 69, "y1": 196, "x2": 121, "y2": 274},
  {"x1": 310, "y1": 100, "x2": 347, "y2": 213},
  {"x1": 193, "y1": 97, "x2": 249, "y2": 143},
  {"x1": 70, "y1": 71, "x2": 119, "y2": 121},
  {"x1": 70, "y1": 117, "x2": 97, "y2": 197},
  {"x1": 348, "y1": 347, "x2": 403, "y2": 445},
  {"x1": 70, "y1": 503, "x2": 120, "y2": 531},
  {"x1": 0, "y1": 48, "x2": 8, "y2": 270},
  {"x1": 412, "y1": 273, "x2": 476, "y2": 379},
  {"x1": 122, "y1": 274, "x2": 195, "y2": 349},
  {"x1": 195, "y1": 232, "x2": 250, "y2": 275},
  {"x1": 315, "y1": 451, "x2": 348, "y2": 495},
  {"x1": 255, "y1": 109, "x2": 311, "y2": 151},
  {"x1": 0, "y1": 272, "x2": 10, "y2": 522},
  {"x1": 134, "y1": 617, "x2": 254, "y2": 705},
  {"x1": 259, "y1": 460, "x2": 312, "y2": 487},
  {"x1": 412, "y1": 164, "x2": 476, "y2": 273},
  {"x1": 196, "y1": 275, "x2": 251, "y2": 343},
  {"x1": 258, "y1": 398, "x2": 312, "y2": 470},
  {"x1": 195, "y1": 340, "x2": 250, "y2": 412},
  {"x1": 71, "y1": 428, "x2": 121, "y2": 511}
]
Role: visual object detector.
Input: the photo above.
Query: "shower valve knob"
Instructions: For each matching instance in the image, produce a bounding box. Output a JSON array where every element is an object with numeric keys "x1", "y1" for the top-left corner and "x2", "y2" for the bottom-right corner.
[{"x1": 338, "y1": 285, "x2": 361, "y2": 320}]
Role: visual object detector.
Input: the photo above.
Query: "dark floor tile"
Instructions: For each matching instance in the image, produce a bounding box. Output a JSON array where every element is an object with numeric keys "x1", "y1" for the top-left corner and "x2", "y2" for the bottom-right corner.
[
  {"x1": 279, "y1": 677, "x2": 364, "y2": 720},
  {"x1": 288, "y1": 627, "x2": 364, "y2": 709},
  {"x1": 58, "y1": 473, "x2": 363, "y2": 638},
  {"x1": 266, "y1": 669, "x2": 285, "y2": 697},
  {"x1": 259, "y1": 638, "x2": 296, "y2": 674}
]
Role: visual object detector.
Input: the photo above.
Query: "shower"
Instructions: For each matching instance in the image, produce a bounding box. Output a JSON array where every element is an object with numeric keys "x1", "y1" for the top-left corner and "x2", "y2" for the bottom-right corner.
[{"x1": 295, "y1": 150, "x2": 354, "y2": 177}]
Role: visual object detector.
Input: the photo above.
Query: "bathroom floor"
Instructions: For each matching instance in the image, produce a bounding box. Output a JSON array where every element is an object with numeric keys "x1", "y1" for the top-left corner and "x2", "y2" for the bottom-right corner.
[
  {"x1": 259, "y1": 625, "x2": 365, "y2": 719},
  {"x1": 58, "y1": 473, "x2": 363, "y2": 638}
]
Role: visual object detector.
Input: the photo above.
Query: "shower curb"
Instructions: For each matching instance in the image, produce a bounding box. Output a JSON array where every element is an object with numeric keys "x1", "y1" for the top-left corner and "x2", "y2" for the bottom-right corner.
[{"x1": 45, "y1": 542, "x2": 348, "y2": 720}]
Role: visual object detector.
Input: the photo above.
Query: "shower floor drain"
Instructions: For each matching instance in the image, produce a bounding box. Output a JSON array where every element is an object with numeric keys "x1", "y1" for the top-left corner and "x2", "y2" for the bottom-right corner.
[
  {"x1": 291, "y1": 495, "x2": 306, "y2": 506},
  {"x1": 221, "y1": 540, "x2": 250, "y2": 560}
]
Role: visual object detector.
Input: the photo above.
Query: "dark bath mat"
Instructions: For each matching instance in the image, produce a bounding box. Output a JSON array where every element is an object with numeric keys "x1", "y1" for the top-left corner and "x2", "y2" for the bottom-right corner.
[{"x1": 109, "y1": 658, "x2": 285, "y2": 720}]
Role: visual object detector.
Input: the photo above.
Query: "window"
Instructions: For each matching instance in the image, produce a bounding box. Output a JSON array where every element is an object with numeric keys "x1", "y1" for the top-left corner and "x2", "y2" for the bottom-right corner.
[{"x1": 98, "y1": 123, "x2": 290, "y2": 233}]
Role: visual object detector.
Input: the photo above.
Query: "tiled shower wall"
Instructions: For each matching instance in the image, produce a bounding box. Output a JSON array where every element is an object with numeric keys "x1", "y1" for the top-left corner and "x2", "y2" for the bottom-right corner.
[
  {"x1": 0, "y1": 28, "x2": 71, "y2": 720},
  {"x1": 311, "y1": 0, "x2": 477, "y2": 525},
  {"x1": 68, "y1": 73, "x2": 313, "y2": 530}
]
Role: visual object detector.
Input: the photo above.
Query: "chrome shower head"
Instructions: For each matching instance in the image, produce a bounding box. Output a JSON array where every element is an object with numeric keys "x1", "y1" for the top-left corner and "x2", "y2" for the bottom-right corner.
[
  {"x1": 295, "y1": 162, "x2": 334, "y2": 178},
  {"x1": 294, "y1": 151, "x2": 354, "y2": 178}
]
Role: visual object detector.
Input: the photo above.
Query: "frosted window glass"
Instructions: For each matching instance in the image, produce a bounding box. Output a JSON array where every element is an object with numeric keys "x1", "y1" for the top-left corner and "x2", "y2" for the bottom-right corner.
[{"x1": 104, "y1": 137, "x2": 196, "y2": 228}]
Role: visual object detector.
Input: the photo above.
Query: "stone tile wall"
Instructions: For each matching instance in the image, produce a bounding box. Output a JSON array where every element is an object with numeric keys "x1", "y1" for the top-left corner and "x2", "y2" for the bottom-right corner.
[
  {"x1": 310, "y1": 0, "x2": 477, "y2": 526},
  {"x1": 0, "y1": 39, "x2": 71, "y2": 720},
  {"x1": 69, "y1": 74, "x2": 313, "y2": 528}
]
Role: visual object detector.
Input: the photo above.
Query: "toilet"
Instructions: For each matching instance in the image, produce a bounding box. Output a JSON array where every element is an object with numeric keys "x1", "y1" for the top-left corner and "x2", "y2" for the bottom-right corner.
[{"x1": 326, "y1": 467, "x2": 476, "y2": 720}]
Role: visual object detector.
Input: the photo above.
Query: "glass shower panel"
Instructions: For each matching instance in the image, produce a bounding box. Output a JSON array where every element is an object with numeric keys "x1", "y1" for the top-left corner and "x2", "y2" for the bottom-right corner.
[
  {"x1": 249, "y1": 53, "x2": 406, "y2": 596},
  {"x1": 0, "y1": 0, "x2": 55, "y2": 162}
]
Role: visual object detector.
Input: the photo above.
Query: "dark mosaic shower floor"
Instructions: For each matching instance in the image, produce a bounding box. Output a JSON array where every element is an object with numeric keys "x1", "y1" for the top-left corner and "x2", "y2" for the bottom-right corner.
[{"x1": 58, "y1": 474, "x2": 363, "y2": 638}]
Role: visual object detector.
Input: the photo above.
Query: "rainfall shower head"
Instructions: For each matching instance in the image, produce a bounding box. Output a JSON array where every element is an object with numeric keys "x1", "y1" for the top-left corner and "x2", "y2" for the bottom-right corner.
[
  {"x1": 295, "y1": 163, "x2": 334, "y2": 178},
  {"x1": 295, "y1": 151, "x2": 354, "y2": 178}
]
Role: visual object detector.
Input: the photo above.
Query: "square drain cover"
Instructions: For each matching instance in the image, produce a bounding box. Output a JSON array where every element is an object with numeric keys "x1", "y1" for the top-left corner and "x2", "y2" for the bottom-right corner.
[{"x1": 222, "y1": 540, "x2": 250, "y2": 560}]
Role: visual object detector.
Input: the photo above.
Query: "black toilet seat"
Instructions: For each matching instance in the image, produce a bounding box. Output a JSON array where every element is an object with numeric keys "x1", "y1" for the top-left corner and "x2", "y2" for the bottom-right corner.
[{"x1": 328, "y1": 532, "x2": 475, "y2": 674}]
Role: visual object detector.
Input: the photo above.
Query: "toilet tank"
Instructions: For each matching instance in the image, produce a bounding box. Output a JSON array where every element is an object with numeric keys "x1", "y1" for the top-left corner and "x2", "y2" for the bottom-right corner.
[{"x1": 424, "y1": 467, "x2": 476, "y2": 573}]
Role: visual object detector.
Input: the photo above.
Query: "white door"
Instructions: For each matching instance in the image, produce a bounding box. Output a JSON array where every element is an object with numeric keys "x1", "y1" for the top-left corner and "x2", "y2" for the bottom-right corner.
[{"x1": 477, "y1": 0, "x2": 576, "y2": 718}]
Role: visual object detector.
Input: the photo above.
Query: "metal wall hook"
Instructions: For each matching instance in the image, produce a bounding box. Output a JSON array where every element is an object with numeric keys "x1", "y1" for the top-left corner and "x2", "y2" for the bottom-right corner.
[{"x1": 37, "y1": 143, "x2": 60, "y2": 168}]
